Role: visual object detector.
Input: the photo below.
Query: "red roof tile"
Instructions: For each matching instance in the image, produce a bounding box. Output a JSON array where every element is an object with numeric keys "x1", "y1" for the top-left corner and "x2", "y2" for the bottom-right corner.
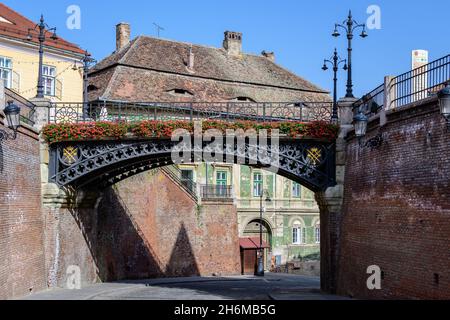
[
  {"x1": 239, "y1": 237, "x2": 270, "y2": 249},
  {"x1": 0, "y1": 3, "x2": 85, "y2": 55}
]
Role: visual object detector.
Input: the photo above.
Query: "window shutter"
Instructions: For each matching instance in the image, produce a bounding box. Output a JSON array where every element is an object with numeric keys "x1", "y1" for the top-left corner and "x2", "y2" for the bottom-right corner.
[
  {"x1": 12, "y1": 71, "x2": 20, "y2": 92},
  {"x1": 55, "y1": 78, "x2": 63, "y2": 100}
]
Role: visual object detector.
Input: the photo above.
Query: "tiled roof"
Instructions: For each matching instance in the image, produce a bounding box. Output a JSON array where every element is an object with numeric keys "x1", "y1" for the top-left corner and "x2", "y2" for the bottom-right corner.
[
  {"x1": 0, "y1": 3, "x2": 85, "y2": 55},
  {"x1": 89, "y1": 35, "x2": 329, "y2": 101}
]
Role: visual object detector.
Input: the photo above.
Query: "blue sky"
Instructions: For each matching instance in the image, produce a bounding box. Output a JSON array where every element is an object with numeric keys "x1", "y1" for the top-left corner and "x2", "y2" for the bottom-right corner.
[{"x1": 4, "y1": 0, "x2": 449, "y2": 98}]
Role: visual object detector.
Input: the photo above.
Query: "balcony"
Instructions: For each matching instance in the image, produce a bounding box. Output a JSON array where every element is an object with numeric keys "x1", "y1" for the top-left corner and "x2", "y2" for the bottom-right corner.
[{"x1": 200, "y1": 185, "x2": 233, "y2": 201}]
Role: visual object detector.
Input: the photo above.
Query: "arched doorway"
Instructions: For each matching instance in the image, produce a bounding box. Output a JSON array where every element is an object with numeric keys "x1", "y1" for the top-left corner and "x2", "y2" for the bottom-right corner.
[{"x1": 241, "y1": 219, "x2": 273, "y2": 274}]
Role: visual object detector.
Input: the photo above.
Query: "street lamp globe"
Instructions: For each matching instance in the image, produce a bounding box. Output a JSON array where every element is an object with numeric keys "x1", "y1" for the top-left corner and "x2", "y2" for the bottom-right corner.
[
  {"x1": 438, "y1": 83, "x2": 450, "y2": 129},
  {"x1": 353, "y1": 110, "x2": 368, "y2": 139},
  {"x1": 4, "y1": 100, "x2": 21, "y2": 131}
]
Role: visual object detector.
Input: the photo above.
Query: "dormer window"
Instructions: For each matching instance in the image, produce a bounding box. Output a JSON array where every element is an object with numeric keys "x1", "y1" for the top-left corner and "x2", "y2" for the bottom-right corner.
[
  {"x1": 167, "y1": 88, "x2": 194, "y2": 96},
  {"x1": 87, "y1": 84, "x2": 99, "y2": 92},
  {"x1": 231, "y1": 96, "x2": 256, "y2": 102}
]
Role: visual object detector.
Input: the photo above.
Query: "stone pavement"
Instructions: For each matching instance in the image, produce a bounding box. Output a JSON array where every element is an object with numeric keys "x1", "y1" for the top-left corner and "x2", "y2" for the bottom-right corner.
[{"x1": 21, "y1": 273, "x2": 349, "y2": 300}]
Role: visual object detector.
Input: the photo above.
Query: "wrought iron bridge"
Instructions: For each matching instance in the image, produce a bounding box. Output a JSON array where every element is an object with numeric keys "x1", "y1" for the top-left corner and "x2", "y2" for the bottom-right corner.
[{"x1": 47, "y1": 100, "x2": 337, "y2": 192}]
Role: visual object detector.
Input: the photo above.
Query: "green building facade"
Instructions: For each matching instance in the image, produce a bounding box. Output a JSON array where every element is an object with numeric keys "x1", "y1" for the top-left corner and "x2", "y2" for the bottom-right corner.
[{"x1": 178, "y1": 163, "x2": 321, "y2": 268}]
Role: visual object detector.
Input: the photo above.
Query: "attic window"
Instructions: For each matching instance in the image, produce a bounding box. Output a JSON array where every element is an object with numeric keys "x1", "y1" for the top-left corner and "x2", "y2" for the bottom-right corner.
[
  {"x1": 87, "y1": 84, "x2": 99, "y2": 92},
  {"x1": 232, "y1": 97, "x2": 256, "y2": 102},
  {"x1": 167, "y1": 88, "x2": 194, "y2": 96}
]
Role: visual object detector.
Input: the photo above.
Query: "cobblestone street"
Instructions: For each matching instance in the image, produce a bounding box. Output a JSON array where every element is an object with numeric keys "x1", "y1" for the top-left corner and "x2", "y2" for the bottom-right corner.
[{"x1": 22, "y1": 274, "x2": 348, "y2": 300}]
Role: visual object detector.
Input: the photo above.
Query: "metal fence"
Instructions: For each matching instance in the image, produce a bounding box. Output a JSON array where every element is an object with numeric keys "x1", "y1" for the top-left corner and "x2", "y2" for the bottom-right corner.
[
  {"x1": 200, "y1": 185, "x2": 233, "y2": 200},
  {"x1": 48, "y1": 101, "x2": 333, "y2": 124},
  {"x1": 352, "y1": 83, "x2": 384, "y2": 117},
  {"x1": 391, "y1": 54, "x2": 450, "y2": 108},
  {"x1": 5, "y1": 88, "x2": 36, "y2": 126},
  {"x1": 354, "y1": 54, "x2": 450, "y2": 114}
]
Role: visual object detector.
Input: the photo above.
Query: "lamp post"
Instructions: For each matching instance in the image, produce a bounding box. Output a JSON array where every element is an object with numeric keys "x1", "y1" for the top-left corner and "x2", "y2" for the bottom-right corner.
[
  {"x1": 322, "y1": 48, "x2": 348, "y2": 124},
  {"x1": 438, "y1": 82, "x2": 450, "y2": 130},
  {"x1": 0, "y1": 101, "x2": 21, "y2": 141},
  {"x1": 332, "y1": 10, "x2": 368, "y2": 98},
  {"x1": 27, "y1": 15, "x2": 58, "y2": 98},
  {"x1": 72, "y1": 51, "x2": 96, "y2": 118},
  {"x1": 256, "y1": 189, "x2": 271, "y2": 277}
]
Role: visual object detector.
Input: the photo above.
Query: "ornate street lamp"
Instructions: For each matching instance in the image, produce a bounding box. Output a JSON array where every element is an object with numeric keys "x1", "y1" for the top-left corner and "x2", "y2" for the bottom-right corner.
[
  {"x1": 353, "y1": 108, "x2": 368, "y2": 145},
  {"x1": 256, "y1": 189, "x2": 271, "y2": 277},
  {"x1": 332, "y1": 10, "x2": 368, "y2": 98},
  {"x1": 438, "y1": 82, "x2": 450, "y2": 130},
  {"x1": 27, "y1": 15, "x2": 58, "y2": 98},
  {"x1": 322, "y1": 48, "x2": 348, "y2": 124},
  {"x1": 0, "y1": 101, "x2": 21, "y2": 141},
  {"x1": 72, "y1": 50, "x2": 96, "y2": 118}
]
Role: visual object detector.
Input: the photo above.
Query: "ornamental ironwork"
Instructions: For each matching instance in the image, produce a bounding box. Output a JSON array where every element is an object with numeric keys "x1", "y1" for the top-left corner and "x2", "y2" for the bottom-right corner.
[
  {"x1": 49, "y1": 138, "x2": 336, "y2": 192},
  {"x1": 48, "y1": 101, "x2": 333, "y2": 124}
]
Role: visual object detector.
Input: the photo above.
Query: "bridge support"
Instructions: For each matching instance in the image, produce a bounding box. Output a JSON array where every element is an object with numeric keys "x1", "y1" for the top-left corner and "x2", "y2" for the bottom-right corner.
[
  {"x1": 38, "y1": 108, "x2": 103, "y2": 288},
  {"x1": 316, "y1": 97, "x2": 355, "y2": 294}
]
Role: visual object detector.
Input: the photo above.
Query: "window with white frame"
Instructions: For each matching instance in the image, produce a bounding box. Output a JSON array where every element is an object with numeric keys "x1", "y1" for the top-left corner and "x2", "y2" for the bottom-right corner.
[
  {"x1": 292, "y1": 182, "x2": 301, "y2": 198},
  {"x1": 315, "y1": 224, "x2": 320, "y2": 244},
  {"x1": 43, "y1": 65, "x2": 56, "y2": 96},
  {"x1": 0, "y1": 56, "x2": 12, "y2": 88},
  {"x1": 253, "y1": 172, "x2": 263, "y2": 197},
  {"x1": 292, "y1": 224, "x2": 306, "y2": 245}
]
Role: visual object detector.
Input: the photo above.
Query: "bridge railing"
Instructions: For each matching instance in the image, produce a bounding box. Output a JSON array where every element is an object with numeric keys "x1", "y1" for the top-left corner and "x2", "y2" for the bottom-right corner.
[
  {"x1": 353, "y1": 54, "x2": 450, "y2": 115},
  {"x1": 47, "y1": 100, "x2": 333, "y2": 124}
]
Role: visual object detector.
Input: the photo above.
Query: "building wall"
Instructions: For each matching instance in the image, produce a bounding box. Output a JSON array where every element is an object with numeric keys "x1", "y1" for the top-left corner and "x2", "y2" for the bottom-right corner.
[
  {"x1": 96, "y1": 169, "x2": 241, "y2": 280},
  {"x1": 0, "y1": 115, "x2": 46, "y2": 299},
  {"x1": 0, "y1": 39, "x2": 83, "y2": 101},
  {"x1": 338, "y1": 98, "x2": 450, "y2": 299},
  {"x1": 235, "y1": 165, "x2": 320, "y2": 266}
]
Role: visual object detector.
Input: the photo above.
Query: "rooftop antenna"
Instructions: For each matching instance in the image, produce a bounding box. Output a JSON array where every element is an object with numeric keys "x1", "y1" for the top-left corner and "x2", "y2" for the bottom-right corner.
[{"x1": 153, "y1": 22, "x2": 165, "y2": 38}]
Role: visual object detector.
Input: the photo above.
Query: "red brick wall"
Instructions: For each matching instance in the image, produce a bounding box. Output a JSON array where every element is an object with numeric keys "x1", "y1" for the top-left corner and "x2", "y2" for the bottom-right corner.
[
  {"x1": 0, "y1": 119, "x2": 46, "y2": 299},
  {"x1": 96, "y1": 169, "x2": 241, "y2": 280},
  {"x1": 339, "y1": 99, "x2": 450, "y2": 299},
  {"x1": 41, "y1": 203, "x2": 100, "y2": 290}
]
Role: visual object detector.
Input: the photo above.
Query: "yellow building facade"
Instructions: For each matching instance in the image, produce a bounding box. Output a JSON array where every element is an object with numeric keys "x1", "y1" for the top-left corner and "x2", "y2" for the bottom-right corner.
[
  {"x1": 0, "y1": 39, "x2": 84, "y2": 102},
  {"x1": 0, "y1": 3, "x2": 85, "y2": 102}
]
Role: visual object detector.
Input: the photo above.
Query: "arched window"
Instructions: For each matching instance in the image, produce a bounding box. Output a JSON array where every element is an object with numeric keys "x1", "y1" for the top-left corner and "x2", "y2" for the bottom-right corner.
[
  {"x1": 292, "y1": 223, "x2": 306, "y2": 245},
  {"x1": 87, "y1": 84, "x2": 99, "y2": 92},
  {"x1": 315, "y1": 223, "x2": 320, "y2": 244}
]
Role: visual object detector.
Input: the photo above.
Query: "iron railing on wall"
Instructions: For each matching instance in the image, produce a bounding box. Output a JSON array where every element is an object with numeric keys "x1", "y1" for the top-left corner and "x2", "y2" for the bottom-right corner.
[
  {"x1": 201, "y1": 185, "x2": 233, "y2": 200},
  {"x1": 161, "y1": 165, "x2": 198, "y2": 201},
  {"x1": 391, "y1": 54, "x2": 450, "y2": 108},
  {"x1": 353, "y1": 54, "x2": 450, "y2": 115},
  {"x1": 5, "y1": 88, "x2": 35, "y2": 126},
  {"x1": 47, "y1": 101, "x2": 333, "y2": 124},
  {"x1": 352, "y1": 83, "x2": 385, "y2": 117}
]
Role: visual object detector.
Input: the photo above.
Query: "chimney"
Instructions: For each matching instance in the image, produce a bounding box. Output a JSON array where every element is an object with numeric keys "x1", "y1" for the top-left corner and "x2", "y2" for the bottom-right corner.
[
  {"x1": 223, "y1": 31, "x2": 242, "y2": 56},
  {"x1": 187, "y1": 46, "x2": 195, "y2": 71},
  {"x1": 262, "y1": 51, "x2": 275, "y2": 62},
  {"x1": 116, "y1": 22, "x2": 130, "y2": 52}
]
